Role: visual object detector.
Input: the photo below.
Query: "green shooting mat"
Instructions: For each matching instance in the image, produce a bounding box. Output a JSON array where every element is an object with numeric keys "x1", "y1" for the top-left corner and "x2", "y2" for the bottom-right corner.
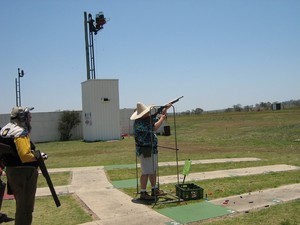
[
  {"x1": 104, "y1": 164, "x2": 136, "y2": 170},
  {"x1": 157, "y1": 201, "x2": 233, "y2": 224},
  {"x1": 110, "y1": 178, "x2": 137, "y2": 189}
]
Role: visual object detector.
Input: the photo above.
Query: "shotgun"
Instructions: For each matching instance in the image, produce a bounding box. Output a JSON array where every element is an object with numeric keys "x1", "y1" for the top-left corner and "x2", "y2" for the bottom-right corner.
[
  {"x1": 34, "y1": 150, "x2": 61, "y2": 207},
  {"x1": 156, "y1": 96, "x2": 184, "y2": 115},
  {"x1": 0, "y1": 143, "x2": 61, "y2": 207}
]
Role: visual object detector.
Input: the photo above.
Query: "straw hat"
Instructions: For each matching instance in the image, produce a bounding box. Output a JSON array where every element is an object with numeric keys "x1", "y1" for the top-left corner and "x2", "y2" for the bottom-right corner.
[{"x1": 130, "y1": 102, "x2": 154, "y2": 120}]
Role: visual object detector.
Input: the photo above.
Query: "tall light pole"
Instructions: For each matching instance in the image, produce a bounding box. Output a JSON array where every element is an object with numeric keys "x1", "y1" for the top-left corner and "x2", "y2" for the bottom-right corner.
[
  {"x1": 84, "y1": 11, "x2": 107, "y2": 80},
  {"x1": 15, "y1": 68, "x2": 24, "y2": 107}
]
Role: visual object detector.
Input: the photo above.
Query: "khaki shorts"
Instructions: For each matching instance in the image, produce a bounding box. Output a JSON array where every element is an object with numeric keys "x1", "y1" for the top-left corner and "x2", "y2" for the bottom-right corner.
[{"x1": 139, "y1": 153, "x2": 158, "y2": 175}]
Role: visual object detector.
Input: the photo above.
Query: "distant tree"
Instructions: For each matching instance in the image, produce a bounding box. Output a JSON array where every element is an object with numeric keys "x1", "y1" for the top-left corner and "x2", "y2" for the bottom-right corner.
[
  {"x1": 233, "y1": 104, "x2": 242, "y2": 112},
  {"x1": 185, "y1": 110, "x2": 191, "y2": 115},
  {"x1": 58, "y1": 111, "x2": 81, "y2": 141},
  {"x1": 282, "y1": 99, "x2": 300, "y2": 108},
  {"x1": 243, "y1": 105, "x2": 253, "y2": 112},
  {"x1": 259, "y1": 102, "x2": 272, "y2": 110},
  {"x1": 193, "y1": 108, "x2": 204, "y2": 114},
  {"x1": 225, "y1": 108, "x2": 234, "y2": 112}
]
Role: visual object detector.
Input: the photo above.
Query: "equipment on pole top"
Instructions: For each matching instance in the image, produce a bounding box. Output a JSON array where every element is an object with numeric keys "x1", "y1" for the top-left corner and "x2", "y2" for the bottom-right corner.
[
  {"x1": 95, "y1": 12, "x2": 106, "y2": 30},
  {"x1": 18, "y1": 68, "x2": 24, "y2": 78},
  {"x1": 84, "y1": 11, "x2": 109, "y2": 80},
  {"x1": 88, "y1": 12, "x2": 107, "y2": 35}
]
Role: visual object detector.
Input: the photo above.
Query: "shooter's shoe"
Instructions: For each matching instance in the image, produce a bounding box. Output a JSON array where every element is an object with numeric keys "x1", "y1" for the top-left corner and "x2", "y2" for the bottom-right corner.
[
  {"x1": 140, "y1": 191, "x2": 155, "y2": 200},
  {"x1": 0, "y1": 213, "x2": 12, "y2": 223},
  {"x1": 151, "y1": 188, "x2": 166, "y2": 196}
]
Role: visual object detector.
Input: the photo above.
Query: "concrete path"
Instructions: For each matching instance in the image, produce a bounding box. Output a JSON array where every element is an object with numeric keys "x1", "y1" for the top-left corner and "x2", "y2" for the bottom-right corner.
[
  {"x1": 159, "y1": 164, "x2": 299, "y2": 184},
  {"x1": 37, "y1": 166, "x2": 172, "y2": 225},
  {"x1": 35, "y1": 160, "x2": 300, "y2": 225},
  {"x1": 156, "y1": 157, "x2": 261, "y2": 167},
  {"x1": 210, "y1": 183, "x2": 300, "y2": 213}
]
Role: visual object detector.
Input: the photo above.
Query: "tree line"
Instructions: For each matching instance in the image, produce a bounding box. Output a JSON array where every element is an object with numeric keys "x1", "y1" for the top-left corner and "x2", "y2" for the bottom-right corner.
[{"x1": 180, "y1": 99, "x2": 300, "y2": 115}]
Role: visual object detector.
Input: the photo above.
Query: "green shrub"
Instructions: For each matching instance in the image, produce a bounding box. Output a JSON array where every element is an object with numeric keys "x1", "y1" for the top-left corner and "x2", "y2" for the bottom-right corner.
[{"x1": 58, "y1": 111, "x2": 81, "y2": 141}]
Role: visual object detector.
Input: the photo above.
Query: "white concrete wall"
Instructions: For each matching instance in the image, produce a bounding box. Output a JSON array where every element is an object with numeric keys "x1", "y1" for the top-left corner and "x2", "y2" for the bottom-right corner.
[
  {"x1": 0, "y1": 111, "x2": 82, "y2": 143},
  {"x1": 0, "y1": 109, "x2": 168, "y2": 143},
  {"x1": 30, "y1": 111, "x2": 83, "y2": 142},
  {"x1": 120, "y1": 108, "x2": 135, "y2": 136}
]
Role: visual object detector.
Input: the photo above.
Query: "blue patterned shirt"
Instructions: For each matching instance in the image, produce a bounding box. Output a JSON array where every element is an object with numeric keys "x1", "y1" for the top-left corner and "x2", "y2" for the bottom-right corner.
[{"x1": 133, "y1": 115, "x2": 158, "y2": 156}]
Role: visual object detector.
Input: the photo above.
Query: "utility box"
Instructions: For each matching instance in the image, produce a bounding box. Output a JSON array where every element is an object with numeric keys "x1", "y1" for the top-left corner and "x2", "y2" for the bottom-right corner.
[
  {"x1": 272, "y1": 103, "x2": 282, "y2": 111},
  {"x1": 81, "y1": 79, "x2": 120, "y2": 141},
  {"x1": 163, "y1": 125, "x2": 171, "y2": 136}
]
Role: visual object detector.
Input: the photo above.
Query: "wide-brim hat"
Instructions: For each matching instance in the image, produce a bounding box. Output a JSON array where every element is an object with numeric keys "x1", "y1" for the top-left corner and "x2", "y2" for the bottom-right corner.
[{"x1": 130, "y1": 102, "x2": 154, "y2": 120}]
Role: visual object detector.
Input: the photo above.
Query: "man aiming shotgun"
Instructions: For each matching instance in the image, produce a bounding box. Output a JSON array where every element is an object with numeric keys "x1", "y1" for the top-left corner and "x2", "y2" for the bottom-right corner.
[{"x1": 131, "y1": 96, "x2": 183, "y2": 201}]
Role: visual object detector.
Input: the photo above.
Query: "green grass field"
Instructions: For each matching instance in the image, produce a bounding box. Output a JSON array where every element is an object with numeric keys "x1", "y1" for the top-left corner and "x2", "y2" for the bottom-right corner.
[{"x1": 1, "y1": 108, "x2": 300, "y2": 225}]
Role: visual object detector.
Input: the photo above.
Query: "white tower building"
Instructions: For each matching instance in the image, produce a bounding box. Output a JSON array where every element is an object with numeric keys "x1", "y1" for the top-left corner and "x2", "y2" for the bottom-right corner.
[{"x1": 81, "y1": 79, "x2": 120, "y2": 141}]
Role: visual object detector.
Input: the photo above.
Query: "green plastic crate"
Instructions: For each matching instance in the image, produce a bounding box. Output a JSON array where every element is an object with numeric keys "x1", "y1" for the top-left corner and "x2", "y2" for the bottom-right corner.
[{"x1": 175, "y1": 183, "x2": 204, "y2": 200}]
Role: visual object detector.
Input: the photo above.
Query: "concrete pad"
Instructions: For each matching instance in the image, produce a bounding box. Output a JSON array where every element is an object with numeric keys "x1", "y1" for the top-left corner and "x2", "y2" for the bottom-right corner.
[
  {"x1": 36, "y1": 185, "x2": 74, "y2": 197},
  {"x1": 155, "y1": 184, "x2": 300, "y2": 224},
  {"x1": 209, "y1": 183, "x2": 300, "y2": 212},
  {"x1": 71, "y1": 166, "x2": 172, "y2": 225},
  {"x1": 110, "y1": 164, "x2": 300, "y2": 189},
  {"x1": 159, "y1": 157, "x2": 261, "y2": 167},
  {"x1": 159, "y1": 164, "x2": 300, "y2": 184},
  {"x1": 104, "y1": 157, "x2": 261, "y2": 170}
]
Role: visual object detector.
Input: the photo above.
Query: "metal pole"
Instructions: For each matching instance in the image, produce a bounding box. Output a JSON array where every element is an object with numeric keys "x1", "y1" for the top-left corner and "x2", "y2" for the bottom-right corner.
[
  {"x1": 172, "y1": 105, "x2": 180, "y2": 185},
  {"x1": 135, "y1": 150, "x2": 139, "y2": 197},
  {"x1": 16, "y1": 68, "x2": 23, "y2": 107},
  {"x1": 88, "y1": 20, "x2": 96, "y2": 79},
  {"x1": 84, "y1": 12, "x2": 90, "y2": 80},
  {"x1": 18, "y1": 72, "x2": 21, "y2": 106},
  {"x1": 15, "y1": 78, "x2": 18, "y2": 106}
]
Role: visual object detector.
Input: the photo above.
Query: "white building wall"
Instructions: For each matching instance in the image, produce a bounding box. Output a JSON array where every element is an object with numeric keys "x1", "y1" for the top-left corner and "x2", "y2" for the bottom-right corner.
[
  {"x1": 0, "y1": 109, "x2": 168, "y2": 143},
  {"x1": 120, "y1": 108, "x2": 135, "y2": 136},
  {"x1": 81, "y1": 79, "x2": 120, "y2": 141},
  {"x1": 0, "y1": 115, "x2": 10, "y2": 128},
  {"x1": 0, "y1": 111, "x2": 82, "y2": 143},
  {"x1": 30, "y1": 111, "x2": 82, "y2": 142},
  {"x1": 30, "y1": 112, "x2": 60, "y2": 142}
]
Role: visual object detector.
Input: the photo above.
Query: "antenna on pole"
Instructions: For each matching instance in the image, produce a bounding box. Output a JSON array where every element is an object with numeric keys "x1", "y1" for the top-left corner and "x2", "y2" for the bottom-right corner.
[{"x1": 15, "y1": 68, "x2": 24, "y2": 106}]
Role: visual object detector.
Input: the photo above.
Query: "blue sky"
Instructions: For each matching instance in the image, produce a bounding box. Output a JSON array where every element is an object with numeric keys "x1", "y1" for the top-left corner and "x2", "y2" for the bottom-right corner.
[{"x1": 1, "y1": 0, "x2": 299, "y2": 114}]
